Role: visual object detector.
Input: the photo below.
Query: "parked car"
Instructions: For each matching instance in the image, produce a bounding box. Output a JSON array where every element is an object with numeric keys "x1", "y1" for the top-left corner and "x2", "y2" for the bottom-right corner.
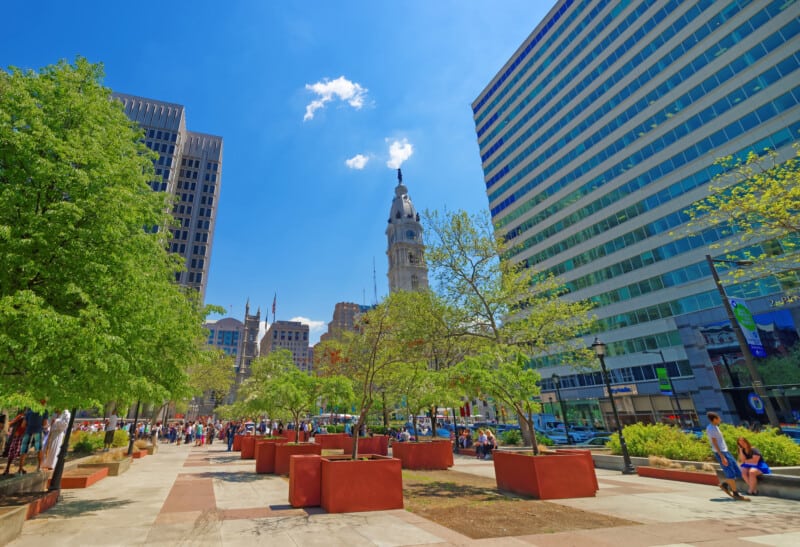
[
  {"x1": 574, "y1": 436, "x2": 610, "y2": 447},
  {"x1": 781, "y1": 429, "x2": 800, "y2": 445}
]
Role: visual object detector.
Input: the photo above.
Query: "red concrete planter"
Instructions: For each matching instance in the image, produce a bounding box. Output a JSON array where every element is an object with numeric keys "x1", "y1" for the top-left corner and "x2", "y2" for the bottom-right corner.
[
  {"x1": 274, "y1": 443, "x2": 322, "y2": 475},
  {"x1": 392, "y1": 440, "x2": 453, "y2": 470},
  {"x1": 25, "y1": 490, "x2": 60, "y2": 519},
  {"x1": 356, "y1": 435, "x2": 389, "y2": 456},
  {"x1": 637, "y1": 465, "x2": 719, "y2": 485},
  {"x1": 61, "y1": 467, "x2": 109, "y2": 489},
  {"x1": 493, "y1": 450, "x2": 598, "y2": 500},
  {"x1": 320, "y1": 455, "x2": 403, "y2": 513},
  {"x1": 314, "y1": 433, "x2": 350, "y2": 451},
  {"x1": 278, "y1": 430, "x2": 308, "y2": 443},
  {"x1": 240, "y1": 435, "x2": 258, "y2": 459},
  {"x1": 254, "y1": 438, "x2": 285, "y2": 474},
  {"x1": 131, "y1": 449, "x2": 148, "y2": 459},
  {"x1": 289, "y1": 455, "x2": 323, "y2": 507},
  {"x1": 232, "y1": 435, "x2": 243, "y2": 451}
]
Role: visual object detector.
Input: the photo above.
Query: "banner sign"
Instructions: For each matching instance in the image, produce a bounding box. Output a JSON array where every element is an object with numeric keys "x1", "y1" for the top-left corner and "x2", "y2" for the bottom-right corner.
[
  {"x1": 730, "y1": 299, "x2": 767, "y2": 357},
  {"x1": 747, "y1": 392, "x2": 765, "y2": 415},
  {"x1": 656, "y1": 366, "x2": 672, "y2": 395}
]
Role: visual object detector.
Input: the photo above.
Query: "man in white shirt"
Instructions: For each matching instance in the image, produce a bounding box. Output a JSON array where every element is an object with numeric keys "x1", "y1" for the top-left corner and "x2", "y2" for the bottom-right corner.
[{"x1": 706, "y1": 411, "x2": 748, "y2": 501}]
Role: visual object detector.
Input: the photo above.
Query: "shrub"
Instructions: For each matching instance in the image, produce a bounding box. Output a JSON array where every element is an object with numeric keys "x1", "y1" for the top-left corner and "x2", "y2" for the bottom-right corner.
[
  {"x1": 72, "y1": 431, "x2": 104, "y2": 453},
  {"x1": 113, "y1": 429, "x2": 129, "y2": 448},
  {"x1": 536, "y1": 433, "x2": 555, "y2": 446},
  {"x1": 501, "y1": 429, "x2": 522, "y2": 446},
  {"x1": 606, "y1": 423, "x2": 800, "y2": 466},
  {"x1": 606, "y1": 423, "x2": 710, "y2": 462},
  {"x1": 371, "y1": 426, "x2": 387, "y2": 435}
]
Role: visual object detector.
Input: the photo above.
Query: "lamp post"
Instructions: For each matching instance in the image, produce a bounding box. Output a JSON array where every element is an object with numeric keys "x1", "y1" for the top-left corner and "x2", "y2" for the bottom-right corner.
[
  {"x1": 592, "y1": 338, "x2": 636, "y2": 474},
  {"x1": 551, "y1": 374, "x2": 572, "y2": 444},
  {"x1": 643, "y1": 349, "x2": 688, "y2": 427},
  {"x1": 705, "y1": 255, "x2": 780, "y2": 429}
]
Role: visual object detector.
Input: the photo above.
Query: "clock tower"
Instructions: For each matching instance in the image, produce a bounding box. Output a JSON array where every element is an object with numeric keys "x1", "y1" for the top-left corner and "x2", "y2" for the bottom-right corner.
[{"x1": 386, "y1": 168, "x2": 429, "y2": 293}]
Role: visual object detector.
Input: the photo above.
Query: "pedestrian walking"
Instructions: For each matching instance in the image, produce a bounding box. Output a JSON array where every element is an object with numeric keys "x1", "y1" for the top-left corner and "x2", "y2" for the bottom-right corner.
[{"x1": 706, "y1": 412, "x2": 748, "y2": 501}]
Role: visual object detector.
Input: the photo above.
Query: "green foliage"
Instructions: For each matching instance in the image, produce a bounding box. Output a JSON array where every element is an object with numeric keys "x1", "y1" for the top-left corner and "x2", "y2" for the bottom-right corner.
[
  {"x1": 0, "y1": 58, "x2": 209, "y2": 409},
  {"x1": 606, "y1": 423, "x2": 800, "y2": 466},
  {"x1": 112, "y1": 429, "x2": 129, "y2": 448},
  {"x1": 538, "y1": 434, "x2": 555, "y2": 446},
  {"x1": 71, "y1": 431, "x2": 104, "y2": 453},
  {"x1": 371, "y1": 426, "x2": 387, "y2": 435},
  {"x1": 719, "y1": 424, "x2": 800, "y2": 467},
  {"x1": 501, "y1": 429, "x2": 522, "y2": 446}
]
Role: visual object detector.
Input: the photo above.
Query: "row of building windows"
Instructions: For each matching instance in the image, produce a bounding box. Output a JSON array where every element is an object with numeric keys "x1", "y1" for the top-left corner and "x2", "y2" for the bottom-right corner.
[
  {"x1": 188, "y1": 272, "x2": 203, "y2": 284},
  {"x1": 488, "y1": 3, "x2": 785, "y2": 202},
  {"x1": 182, "y1": 170, "x2": 199, "y2": 180},
  {"x1": 149, "y1": 181, "x2": 167, "y2": 192},
  {"x1": 473, "y1": 0, "x2": 580, "y2": 117},
  {"x1": 204, "y1": 173, "x2": 218, "y2": 182},
  {"x1": 147, "y1": 141, "x2": 176, "y2": 155},
  {"x1": 171, "y1": 243, "x2": 186, "y2": 254},
  {"x1": 200, "y1": 195, "x2": 214, "y2": 206},
  {"x1": 540, "y1": 360, "x2": 694, "y2": 391},
  {"x1": 273, "y1": 331, "x2": 309, "y2": 341},
  {"x1": 179, "y1": 193, "x2": 194, "y2": 202},
  {"x1": 192, "y1": 245, "x2": 207, "y2": 256},
  {"x1": 202, "y1": 184, "x2": 216, "y2": 194},
  {"x1": 190, "y1": 258, "x2": 205, "y2": 269},
  {"x1": 196, "y1": 220, "x2": 210, "y2": 229},
  {"x1": 182, "y1": 158, "x2": 200, "y2": 168},
  {"x1": 511, "y1": 111, "x2": 799, "y2": 282},
  {"x1": 480, "y1": 0, "x2": 674, "y2": 151},
  {"x1": 173, "y1": 205, "x2": 192, "y2": 215},
  {"x1": 534, "y1": 330, "x2": 683, "y2": 368},
  {"x1": 147, "y1": 129, "x2": 178, "y2": 142},
  {"x1": 198, "y1": 207, "x2": 212, "y2": 218},
  {"x1": 177, "y1": 181, "x2": 197, "y2": 191},
  {"x1": 195, "y1": 232, "x2": 209, "y2": 243},
  {"x1": 491, "y1": 4, "x2": 793, "y2": 220}
]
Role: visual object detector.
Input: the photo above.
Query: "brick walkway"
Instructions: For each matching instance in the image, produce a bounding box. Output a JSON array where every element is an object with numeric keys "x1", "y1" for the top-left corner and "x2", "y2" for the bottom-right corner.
[{"x1": 8, "y1": 443, "x2": 800, "y2": 546}]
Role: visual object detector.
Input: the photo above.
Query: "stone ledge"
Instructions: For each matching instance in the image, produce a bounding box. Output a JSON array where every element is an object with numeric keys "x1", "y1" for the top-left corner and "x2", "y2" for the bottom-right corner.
[{"x1": 716, "y1": 470, "x2": 800, "y2": 501}]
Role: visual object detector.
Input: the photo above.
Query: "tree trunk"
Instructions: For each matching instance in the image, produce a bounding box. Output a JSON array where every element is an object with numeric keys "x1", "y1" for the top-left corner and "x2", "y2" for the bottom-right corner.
[
  {"x1": 294, "y1": 416, "x2": 300, "y2": 443},
  {"x1": 351, "y1": 409, "x2": 368, "y2": 459},
  {"x1": 49, "y1": 407, "x2": 77, "y2": 492}
]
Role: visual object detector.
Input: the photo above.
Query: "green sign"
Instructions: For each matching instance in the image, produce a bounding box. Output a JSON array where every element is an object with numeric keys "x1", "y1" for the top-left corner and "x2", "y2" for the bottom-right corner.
[{"x1": 656, "y1": 366, "x2": 672, "y2": 395}]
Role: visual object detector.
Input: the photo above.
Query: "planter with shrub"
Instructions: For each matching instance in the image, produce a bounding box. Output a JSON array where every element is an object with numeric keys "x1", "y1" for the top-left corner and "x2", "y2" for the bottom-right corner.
[
  {"x1": 493, "y1": 449, "x2": 598, "y2": 500},
  {"x1": 391, "y1": 439, "x2": 453, "y2": 470}
]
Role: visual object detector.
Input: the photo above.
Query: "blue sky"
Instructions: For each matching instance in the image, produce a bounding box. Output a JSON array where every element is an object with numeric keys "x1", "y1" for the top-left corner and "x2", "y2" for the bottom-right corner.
[{"x1": 2, "y1": 1, "x2": 553, "y2": 342}]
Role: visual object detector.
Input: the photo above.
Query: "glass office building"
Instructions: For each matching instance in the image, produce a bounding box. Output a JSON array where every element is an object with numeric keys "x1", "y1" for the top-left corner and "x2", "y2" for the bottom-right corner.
[{"x1": 473, "y1": 0, "x2": 800, "y2": 425}]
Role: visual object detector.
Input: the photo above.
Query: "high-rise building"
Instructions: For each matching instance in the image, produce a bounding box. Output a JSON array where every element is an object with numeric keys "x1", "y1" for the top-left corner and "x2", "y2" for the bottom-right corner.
[
  {"x1": 237, "y1": 301, "x2": 261, "y2": 380},
  {"x1": 200, "y1": 317, "x2": 243, "y2": 414},
  {"x1": 319, "y1": 302, "x2": 373, "y2": 343},
  {"x1": 260, "y1": 320, "x2": 313, "y2": 373},
  {"x1": 113, "y1": 93, "x2": 222, "y2": 303},
  {"x1": 474, "y1": 0, "x2": 800, "y2": 426},
  {"x1": 386, "y1": 168, "x2": 429, "y2": 292}
]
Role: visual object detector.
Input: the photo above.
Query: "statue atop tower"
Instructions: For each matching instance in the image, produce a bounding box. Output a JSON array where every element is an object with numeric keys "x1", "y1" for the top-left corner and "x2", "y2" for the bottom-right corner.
[{"x1": 386, "y1": 169, "x2": 429, "y2": 292}]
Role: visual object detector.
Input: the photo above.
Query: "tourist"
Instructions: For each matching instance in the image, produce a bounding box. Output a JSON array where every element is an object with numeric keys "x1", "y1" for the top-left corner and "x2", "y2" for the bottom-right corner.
[
  {"x1": 226, "y1": 421, "x2": 237, "y2": 451},
  {"x1": 2, "y1": 411, "x2": 26, "y2": 475},
  {"x1": 475, "y1": 429, "x2": 488, "y2": 459},
  {"x1": 19, "y1": 404, "x2": 48, "y2": 473},
  {"x1": 42, "y1": 409, "x2": 70, "y2": 470},
  {"x1": 706, "y1": 412, "x2": 748, "y2": 501},
  {"x1": 737, "y1": 437, "x2": 771, "y2": 495},
  {"x1": 484, "y1": 430, "x2": 497, "y2": 460}
]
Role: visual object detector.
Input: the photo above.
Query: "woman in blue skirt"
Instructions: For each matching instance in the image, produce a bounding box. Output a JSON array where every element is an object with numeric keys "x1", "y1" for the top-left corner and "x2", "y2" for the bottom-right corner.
[{"x1": 737, "y1": 437, "x2": 771, "y2": 495}]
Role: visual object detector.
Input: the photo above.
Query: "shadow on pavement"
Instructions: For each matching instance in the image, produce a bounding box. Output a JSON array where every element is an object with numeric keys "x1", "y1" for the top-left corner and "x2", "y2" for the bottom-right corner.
[
  {"x1": 42, "y1": 496, "x2": 134, "y2": 518},
  {"x1": 194, "y1": 471, "x2": 267, "y2": 483}
]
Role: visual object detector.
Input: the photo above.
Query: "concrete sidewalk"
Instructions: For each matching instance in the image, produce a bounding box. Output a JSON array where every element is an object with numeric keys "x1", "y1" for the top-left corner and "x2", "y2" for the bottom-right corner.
[{"x1": 8, "y1": 443, "x2": 800, "y2": 546}]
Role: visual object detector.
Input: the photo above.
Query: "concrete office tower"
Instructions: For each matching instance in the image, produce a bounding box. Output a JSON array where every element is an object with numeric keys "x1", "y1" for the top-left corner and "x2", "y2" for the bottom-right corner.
[
  {"x1": 386, "y1": 168, "x2": 429, "y2": 292},
  {"x1": 474, "y1": 1, "x2": 800, "y2": 426},
  {"x1": 260, "y1": 320, "x2": 313, "y2": 373},
  {"x1": 113, "y1": 93, "x2": 222, "y2": 303},
  {"x1": 319, "y1": 302, "x2": 372, "y2": 343}
]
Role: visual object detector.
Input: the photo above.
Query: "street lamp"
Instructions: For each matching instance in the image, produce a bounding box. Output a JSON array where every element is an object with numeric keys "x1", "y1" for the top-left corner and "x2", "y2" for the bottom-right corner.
[
  {"x1": 643, "y1": 349, "x2": 689, "y2": 427},
  {"x1": 592, "y1": 338, "x2": 636, "y2": 474},
  {"x1": 551, "y1": 374, "x2": 572, "y2": 444},
  {"x1": 705, "y1": 255, "x2": 780, "y2": 428}
]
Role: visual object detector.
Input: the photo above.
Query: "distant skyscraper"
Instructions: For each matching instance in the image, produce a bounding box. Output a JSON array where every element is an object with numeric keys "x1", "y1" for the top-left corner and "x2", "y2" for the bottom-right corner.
[
  {"x1": 473, "y1": 0, "x2": 800, "y2": 425},
  {"x1": 319, "y1": 302, "x2": 372, "y2": 343},
  {"x1": 386, "y1": 169, "x2": 429, "y2": 292},
  {"x1": 113, "y1": 93, "x2": 222, "y2": 303},
  {"x1": 201, "y1": 316, "x2": 243, "y2": 413},
  {"x1": 261, "y1": 320, "x2": 313, "y2": 373}
]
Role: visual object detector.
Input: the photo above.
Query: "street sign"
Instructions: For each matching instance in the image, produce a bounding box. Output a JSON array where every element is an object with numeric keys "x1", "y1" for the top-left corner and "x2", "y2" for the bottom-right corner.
[
  {"x1": 603, "y1": 383, "x2": 638, "y2": 397},
  {"x1": 656, "y1": 366, "x2": 673, "y2": 395},
  {"x1": 730, "y1": 298, "x2": 767, "y2": 357}
]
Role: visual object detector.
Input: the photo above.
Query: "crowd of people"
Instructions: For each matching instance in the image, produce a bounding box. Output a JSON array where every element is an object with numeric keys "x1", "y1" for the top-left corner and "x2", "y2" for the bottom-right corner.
[{"x1": 1, "y1": 403, "x2": 70, "y2": 475}]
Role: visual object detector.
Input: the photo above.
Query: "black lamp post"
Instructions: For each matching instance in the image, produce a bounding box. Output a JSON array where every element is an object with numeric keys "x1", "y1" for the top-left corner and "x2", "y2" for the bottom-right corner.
[
  {"x1": 592, "y1": 338, "x2": 635, "y2": 474},
  {"x1": 705, "y1": 255, "x2": 780, "y2": 429},
  {"x1": 551, "y1": 374, "x2": 572, "y2": 444},
  {"x1": 643, "y1": 349, "x2": 688, "y2": 427}
]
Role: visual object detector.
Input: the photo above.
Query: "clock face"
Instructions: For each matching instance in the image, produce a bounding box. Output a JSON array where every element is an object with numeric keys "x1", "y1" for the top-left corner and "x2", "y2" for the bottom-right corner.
[{"x1": 406, "y1": 230, "x2": 416, "y2": 240}]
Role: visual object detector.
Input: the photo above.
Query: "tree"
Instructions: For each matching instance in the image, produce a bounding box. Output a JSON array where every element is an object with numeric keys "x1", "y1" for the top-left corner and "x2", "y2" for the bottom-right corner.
[
  {"x1": 0, "y1": 59, "x2": 210, "y2": 486},
  {"x1": 423, "y1": 210, "x2": 595, "y2": 452},
  {"x1": 317, "y1": 296, "x2": 413, "y2": 459},
  {"x1": 687, "y1": 147, "x2": 800, "y2": 289},
  {"x1": 240, "y1": 350, "x2": 352, "y2": 443}
]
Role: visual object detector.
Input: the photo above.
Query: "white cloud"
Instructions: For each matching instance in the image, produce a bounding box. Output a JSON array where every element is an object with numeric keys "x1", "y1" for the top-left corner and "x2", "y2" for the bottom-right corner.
[
  {"x1": 386, "y1": 138, "x2": 414, "y2": 169},
  {"x1": 303, "y1": 76, "x2": 368, "y2": 121},
  {"x1": 345, "y1": 154, "x2": 369, "y2": 170},
  {"x1": 290, "y1": 316, "x2": 326, "y2": 335}
]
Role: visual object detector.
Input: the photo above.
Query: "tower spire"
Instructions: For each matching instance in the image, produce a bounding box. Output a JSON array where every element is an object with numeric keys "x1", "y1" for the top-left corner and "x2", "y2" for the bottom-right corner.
[{"x1": 397, "y1": 168, "x2": 402, "y2": 185}]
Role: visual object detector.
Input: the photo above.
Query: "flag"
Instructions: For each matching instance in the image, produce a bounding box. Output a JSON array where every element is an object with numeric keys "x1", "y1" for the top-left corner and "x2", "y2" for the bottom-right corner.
[{"x1": 272, "y1": 293, "x2": 276, "y2": 316}]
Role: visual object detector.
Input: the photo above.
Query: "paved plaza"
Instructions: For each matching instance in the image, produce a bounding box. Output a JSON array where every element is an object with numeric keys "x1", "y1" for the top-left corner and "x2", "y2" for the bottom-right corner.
[{"x1": 8, "y1": 443, "x2": 800, "y2": 546}]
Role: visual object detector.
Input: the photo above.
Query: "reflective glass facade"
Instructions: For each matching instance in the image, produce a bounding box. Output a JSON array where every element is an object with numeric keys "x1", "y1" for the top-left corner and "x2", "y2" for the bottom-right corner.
[{"x1": 473, "y1": 0, "x2": 800, "y2": 386}]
